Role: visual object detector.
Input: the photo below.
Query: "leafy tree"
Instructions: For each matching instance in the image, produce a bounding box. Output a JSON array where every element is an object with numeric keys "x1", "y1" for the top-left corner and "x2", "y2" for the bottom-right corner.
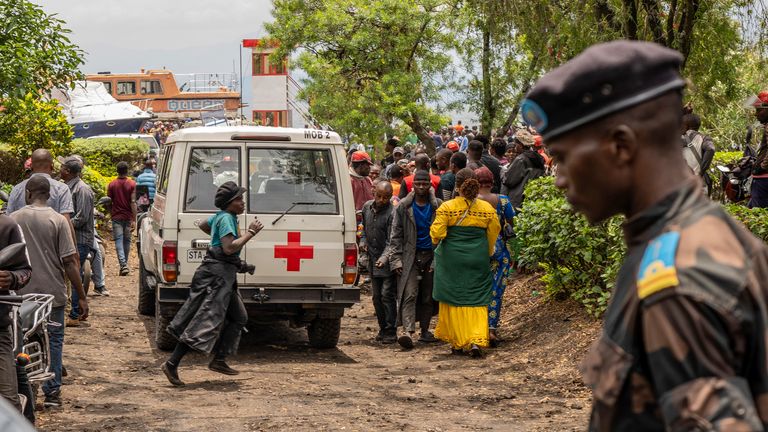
[
  {"x1": 267, "y1": 0, "x2": 454, "y2": 154},
  {"x1": 0, "y1": 92, "x2": 73, "y2": 159},
  {"x1": 457, "y1": 0, "x2": 768, "y2": 144},
  {"x1": 0, "y1": 0, "x2": 84, "y2": 98}
]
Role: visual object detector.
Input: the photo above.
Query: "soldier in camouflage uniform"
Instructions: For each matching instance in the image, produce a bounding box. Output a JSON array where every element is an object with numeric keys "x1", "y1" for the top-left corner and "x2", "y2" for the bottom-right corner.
[{"x1": 522, "y1": 40, "x2": 768, "y2": 431}]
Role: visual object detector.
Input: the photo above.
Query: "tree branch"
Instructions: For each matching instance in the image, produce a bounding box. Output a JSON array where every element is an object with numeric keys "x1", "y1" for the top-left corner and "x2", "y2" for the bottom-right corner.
[
  {"x1": 641, "y1": 0, "x2": 665, "y2": 44},
  {"x1": 498, "y1": 52, "x2": 541, "y2": 137}
]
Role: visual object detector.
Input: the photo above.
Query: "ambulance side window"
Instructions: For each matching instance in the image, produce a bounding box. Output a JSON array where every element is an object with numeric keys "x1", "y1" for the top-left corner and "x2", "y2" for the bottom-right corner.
[
  {"x1": 184, "y1": 148, "x2": 241, "y2": 212},
  {"x1": 247, "y1": 148, "x2": 338, "y2": 214}
]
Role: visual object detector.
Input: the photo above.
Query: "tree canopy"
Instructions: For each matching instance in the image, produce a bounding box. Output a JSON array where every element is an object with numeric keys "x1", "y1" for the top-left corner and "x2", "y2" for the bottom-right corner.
[
  {"x1": 267, "y1": 0, "x2": 456, "y2": 154},
  {"x1": 0, "y1": 0, "x2": 84, "y2": 99},
  {"x1": 269, "y1": 0, "x2": 768, "y2": 153}
]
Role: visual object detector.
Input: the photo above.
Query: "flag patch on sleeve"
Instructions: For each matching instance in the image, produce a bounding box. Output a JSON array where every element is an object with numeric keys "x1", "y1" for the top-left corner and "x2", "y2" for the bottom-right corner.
[{"x1": 637, "y1": 231, "x2": 680, "y2": 299}]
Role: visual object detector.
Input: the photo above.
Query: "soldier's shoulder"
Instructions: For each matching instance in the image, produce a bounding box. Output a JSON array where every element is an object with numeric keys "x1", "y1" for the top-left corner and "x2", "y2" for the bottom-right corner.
[{"x1": 638, "y1": 210, "x2": 751, "y2": 306}]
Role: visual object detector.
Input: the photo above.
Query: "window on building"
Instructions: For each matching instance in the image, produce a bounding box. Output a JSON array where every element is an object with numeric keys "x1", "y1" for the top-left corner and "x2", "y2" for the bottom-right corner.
[
  {"x1": 252, "y1": 53, "x2": 264, "y2": 76},
  {"x1": 140, "y1": 80, "x2": 163, "y2": 95},
  {"x1": 268, "y1": 58, "x2": 285, "y2": 75},
  {"x1": 116, "y1": 81, "x2": 136, "y2": 95}
]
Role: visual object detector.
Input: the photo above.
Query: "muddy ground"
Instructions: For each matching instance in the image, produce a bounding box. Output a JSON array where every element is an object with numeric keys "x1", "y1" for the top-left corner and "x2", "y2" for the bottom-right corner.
[{"x1": 37, "y1": 243, "x2": 600, "y2": 432}]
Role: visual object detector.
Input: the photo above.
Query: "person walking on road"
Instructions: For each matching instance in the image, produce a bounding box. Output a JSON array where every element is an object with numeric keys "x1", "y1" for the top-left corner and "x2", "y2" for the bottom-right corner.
[
  {"x1": 13, "y1": 176, "x2": 88, "y2": 408},
  {"x1": 431, "y1": 169, "x2": 500, "y2": 357},
  {"x1": 162, "y1": 182, "x2": 262, "y2": 387},
  {"x1": 390, "y1": 170, "x2": 442, "y2": 349},
  {"x1": 349, "y1": 151, "x2": 374, "y2": 211},
  {"x1": 360, "y1": 181, "x2": 397, "y2": 344},
  {"x1": 135, "y1": 158, "x2": 157, "y2": 203},
  {"x1": 107, "y1": 162, "x2": 137, "y2": 276},
  {"x1": 523, "y1": 40, "x2": 768, "y2": 430},
  {"x1": 59, "y1": 156, "x2": 95, "y2": 324},
  {"x1": 475, "y1": 167, "x2": 515, "y2": 346}
]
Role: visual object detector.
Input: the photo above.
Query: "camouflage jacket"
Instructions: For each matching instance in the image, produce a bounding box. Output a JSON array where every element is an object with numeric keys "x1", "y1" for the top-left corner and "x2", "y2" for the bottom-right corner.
[{"x1": 581, "y1": 180, "x2": 768, "y2": 431}]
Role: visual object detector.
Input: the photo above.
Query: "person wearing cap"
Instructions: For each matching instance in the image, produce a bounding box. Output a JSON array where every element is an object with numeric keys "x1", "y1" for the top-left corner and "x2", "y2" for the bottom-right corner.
[
  {"x1": 162, "y1": 181, "x2": 263, "y2": 387},
  {"x1": 749, "y1": 91, "x2": 768, "y2": 208},
  {"x1": 349, "y1": 151, "x2": 374, "y2": 211},
  {"x1": 389, "y1": 170, "x2": 442, "y2": 349},
  {"x1": 523, "y1": 40, "x2": 768, "y2": 430},
  {"x1": 500, "y1": 130, "x2": 546, "y2": 210},
  {"x1": 380, "y1": 137, "x2": 401, "y2": 169},
  {"x1": 382, "y1": 146, "x2": 405, "y2": 179},
  {"x1": 59, "y1": 156, "x2": 96, "y2": 322},
  {"x1": 446, "y1": 141, "x2": 460, "y2": 153},
  {"x1": 107, "y1": 161, "x2": 137, "y2": 276}
]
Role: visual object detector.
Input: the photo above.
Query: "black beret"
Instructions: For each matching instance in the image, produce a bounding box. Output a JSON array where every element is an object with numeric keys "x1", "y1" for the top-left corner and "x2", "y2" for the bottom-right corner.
[
  {"x1": 522, "y1": 40, "x2": 685, "y2": 140},
  {"x1": 215, "y1": 181, "x2": 246, "y2": 210}
]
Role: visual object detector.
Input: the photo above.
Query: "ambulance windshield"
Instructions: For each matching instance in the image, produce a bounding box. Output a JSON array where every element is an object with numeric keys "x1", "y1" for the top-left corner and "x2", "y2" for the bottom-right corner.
[{"x1": 247, "y1": 148, "x2": 339, "y2": 214}]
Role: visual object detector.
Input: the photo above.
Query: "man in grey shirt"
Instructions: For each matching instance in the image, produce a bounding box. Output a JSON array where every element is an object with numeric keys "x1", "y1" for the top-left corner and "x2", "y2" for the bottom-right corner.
[
  {"x1": 12, "y1": 176, "x2": 87, "y2": 408},
  {"x1": 7, "y1": 149, "x2": 74, "y2": 216},
  {"x1": 60, "y1": 156, "x2": 96, "y2": 317}
]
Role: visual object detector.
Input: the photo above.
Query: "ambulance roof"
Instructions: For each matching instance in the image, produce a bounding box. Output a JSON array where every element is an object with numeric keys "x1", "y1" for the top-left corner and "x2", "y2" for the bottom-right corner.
[{"x1": 166, "y1": 126, "x2": 343, "y2": 145}]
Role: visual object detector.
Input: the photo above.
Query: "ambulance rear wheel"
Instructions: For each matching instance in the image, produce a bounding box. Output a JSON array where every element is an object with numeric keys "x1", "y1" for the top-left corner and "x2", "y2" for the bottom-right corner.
[
  {"x1": 155, "y1": 313, "x2": 175, "y2": 351},
  {"x1": 307, "y1": 317, "x2": 341, "y2": 349}
]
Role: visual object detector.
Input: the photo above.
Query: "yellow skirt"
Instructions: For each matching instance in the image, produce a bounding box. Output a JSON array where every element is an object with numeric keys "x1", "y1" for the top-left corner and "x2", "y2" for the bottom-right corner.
[{"x1": 434, "y1": 303, "x2": 489, "y2": 350}]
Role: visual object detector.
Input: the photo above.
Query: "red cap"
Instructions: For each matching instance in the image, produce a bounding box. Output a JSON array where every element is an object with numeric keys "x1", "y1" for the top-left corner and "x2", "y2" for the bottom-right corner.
[
  {"x1": 534, "y1": 135, "x2": 543, "y2": 147},
  {"x1": 24, "y1": 158, "x2": 32, "y2": 170},
  {"x1": 446, "y1": 141, "x2": 459, "y2": 152},
  {"x1": 350, "y1": 151, "x2": 373, "y2": 164},
  {"x1": 753, "y1": 91, "x2": 768, "y2": 108}
]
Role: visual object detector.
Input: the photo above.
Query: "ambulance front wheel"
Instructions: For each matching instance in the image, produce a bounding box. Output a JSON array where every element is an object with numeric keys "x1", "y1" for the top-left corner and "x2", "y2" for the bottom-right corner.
[{"x1": 307, "y1": 317, "x2": 341, "y2": 349}]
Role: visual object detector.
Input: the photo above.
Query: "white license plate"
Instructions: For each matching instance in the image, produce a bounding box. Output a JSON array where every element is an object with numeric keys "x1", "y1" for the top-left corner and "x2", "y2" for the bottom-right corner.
[{"x1": 187, "y1": 249, "x2": 205, "y2": 263}]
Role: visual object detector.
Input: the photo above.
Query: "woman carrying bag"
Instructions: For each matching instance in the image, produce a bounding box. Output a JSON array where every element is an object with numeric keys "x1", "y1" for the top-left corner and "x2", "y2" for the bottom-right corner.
[{"x1": 430, "y1": 168, "x2": 500, "y2": 357}]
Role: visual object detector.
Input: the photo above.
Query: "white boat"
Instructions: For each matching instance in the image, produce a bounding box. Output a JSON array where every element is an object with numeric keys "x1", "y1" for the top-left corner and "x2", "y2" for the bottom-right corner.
[{"x1": 51, "y1": 82, "x2": 152, "y2": 138}]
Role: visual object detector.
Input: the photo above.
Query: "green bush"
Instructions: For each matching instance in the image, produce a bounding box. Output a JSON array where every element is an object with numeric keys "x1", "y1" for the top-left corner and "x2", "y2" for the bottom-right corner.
[
  {"x1": 81, "y1": 166, "x2": 112, "y2": 201},
  {"x1": 0, "y1": 93, "x2": 73, "y2": 162},
  {"x1": 517, "y1": 177, "x2": 625, "y2": 317},
  {"x1": 724, "y1": 204, "x2": 768, "y2": 243},
  {"x1": 0, "y1": 143, "x2": 26, "y2": 184},
  {"x1": 71, "y1": 138, "x2": 148, "y2": 175}
]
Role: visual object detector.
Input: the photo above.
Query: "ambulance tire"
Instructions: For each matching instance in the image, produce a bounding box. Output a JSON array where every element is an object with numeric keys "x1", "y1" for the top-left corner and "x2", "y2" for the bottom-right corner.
[
  {"x1": 137, "y1": 253, "x2": 155, "y2": 316},
  {"x1": 155, "y1": 313, "x2": 176, "y2": 351},
  {"x1": 307, "y1": 317, "x2": 341, "y2": 349}
]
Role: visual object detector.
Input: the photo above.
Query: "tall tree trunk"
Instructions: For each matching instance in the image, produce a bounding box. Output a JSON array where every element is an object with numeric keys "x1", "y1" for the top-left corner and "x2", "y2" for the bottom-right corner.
[
  {"x1": 480, "y1": 20, "x2": 495, "y2": 135},
  {"x1": 404, "y1": 112, "x2": 435, "y2": 156},
  {"x1": 498, "y1": 52, "x2": 540, "y2": 138},
  {"x1": 623, "y1": 0, "x2": 639, "y2": 39},
  {"x1": 641, "y1": 0, "x2": 666, "y2": 44},
  {"x1": 678, "y1": 0, "x2": 699, "y2": 67}
]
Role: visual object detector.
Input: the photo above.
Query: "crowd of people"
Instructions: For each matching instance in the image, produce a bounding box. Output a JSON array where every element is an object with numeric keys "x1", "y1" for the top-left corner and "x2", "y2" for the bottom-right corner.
[
  {"x1": 351, "y1": 126, "x2": 549, "y2": 355},
  {"x1": 0, "y1": 149, "x2": 155, "y2": 423}
]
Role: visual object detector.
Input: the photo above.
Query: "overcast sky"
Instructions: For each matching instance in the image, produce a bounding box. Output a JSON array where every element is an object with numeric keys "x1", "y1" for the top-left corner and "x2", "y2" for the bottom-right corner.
[
  {"x1": 34, "y1": 0, "x2": 273, "y2": 105},
  {"x1": 34, "y1": 0, "x2": 476, "y2": 125}
]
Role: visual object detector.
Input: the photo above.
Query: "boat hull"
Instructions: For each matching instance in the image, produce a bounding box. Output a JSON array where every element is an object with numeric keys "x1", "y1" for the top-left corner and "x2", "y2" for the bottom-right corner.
[{"x1": 72, "y1": 118, "x2": 149, "y2": 138}]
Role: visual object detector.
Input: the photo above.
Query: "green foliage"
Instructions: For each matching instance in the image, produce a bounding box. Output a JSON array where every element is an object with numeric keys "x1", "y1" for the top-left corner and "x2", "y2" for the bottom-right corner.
[
  {"x1": 71, "y1": 138, "x2": 149, "y2": 175},
  {"x1": 709, "y1": 151, "x2": 745, "y2": 199},
  {"x1": 0, "y1": 143, "x2": 25, "y2": 184},
  {"x1": 724, "y1": 204, "x2": 768, "y2": 243},
  {"x1": 267, "y1": 0, "x2": 454, "y2": 151},
  {"x1": 80, "y1": 166, "x2": 111, "y2": 201},
  {"x1": 0, "y1": 93, "x2": 73, "y2": 160},
  {"x1": 0, "y1": 0, "x2": 84, "y2": 99},
  {"x1": 517, "y1": 176, "x2": 625, "y2": 317}
]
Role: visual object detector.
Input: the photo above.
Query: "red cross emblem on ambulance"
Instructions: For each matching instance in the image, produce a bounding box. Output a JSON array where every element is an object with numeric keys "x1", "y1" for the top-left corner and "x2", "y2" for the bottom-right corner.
[{"x1": 274, "y1": 232, "x2": 314, "y2": 272}]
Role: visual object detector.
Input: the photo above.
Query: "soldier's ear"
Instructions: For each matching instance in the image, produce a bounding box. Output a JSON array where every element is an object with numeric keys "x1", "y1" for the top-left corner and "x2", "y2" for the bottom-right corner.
[{"x1": 606, "y1": 124, "x2": 638, "y2": 168}]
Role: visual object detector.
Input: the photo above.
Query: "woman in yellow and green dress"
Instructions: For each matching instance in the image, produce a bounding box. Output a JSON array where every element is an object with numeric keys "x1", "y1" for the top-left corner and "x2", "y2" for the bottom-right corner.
[{"x1": 430, "y1": 168, "x2": 501, "y2": 357}]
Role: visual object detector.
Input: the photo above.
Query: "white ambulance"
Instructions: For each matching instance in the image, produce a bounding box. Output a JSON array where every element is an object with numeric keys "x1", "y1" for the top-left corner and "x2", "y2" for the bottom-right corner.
[{"x1": 137, "y1": 126, "x2": 360, "y2": 350}]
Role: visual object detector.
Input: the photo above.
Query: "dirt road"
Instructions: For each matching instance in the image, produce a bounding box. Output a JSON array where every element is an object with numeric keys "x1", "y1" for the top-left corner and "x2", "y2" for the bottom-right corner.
[{"x1": 36, "y1": 245, "x2": 597, "y2": 432}]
